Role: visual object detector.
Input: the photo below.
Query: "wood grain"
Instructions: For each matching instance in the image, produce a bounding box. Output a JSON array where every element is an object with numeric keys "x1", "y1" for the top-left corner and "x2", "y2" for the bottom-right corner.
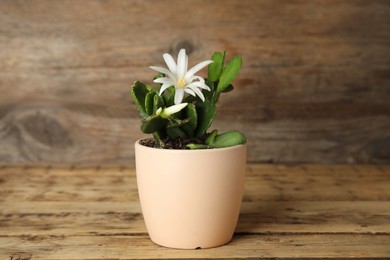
[
  {"x1": 2, "y1": 201, "x2": 390, "y2": 236},
  {"x1": 0, "y1": 0, "x2": 389, "y2": 164},
  {"x1": 2, "y1": 235, "x2": 390, "y2": 259},
  {"x1": 0, "y1": 164, "x2": 389, "y2": 259}
]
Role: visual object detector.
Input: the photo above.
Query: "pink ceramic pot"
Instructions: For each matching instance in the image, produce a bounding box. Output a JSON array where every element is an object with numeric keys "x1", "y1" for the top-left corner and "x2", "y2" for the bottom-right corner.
[{"x1": 135, "y1": 140, "x2": 247, "y2": 249}]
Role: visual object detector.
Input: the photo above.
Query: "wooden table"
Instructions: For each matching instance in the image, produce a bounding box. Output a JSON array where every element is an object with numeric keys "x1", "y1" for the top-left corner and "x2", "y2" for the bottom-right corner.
[{"x1": 1, "y1": 164, "x2": 389, "y2": 259}]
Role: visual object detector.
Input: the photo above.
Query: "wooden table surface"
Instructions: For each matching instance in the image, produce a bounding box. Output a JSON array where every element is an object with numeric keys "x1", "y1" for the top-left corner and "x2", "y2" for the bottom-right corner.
[{"x1": 1, "y1": 164, "x2": 389, "y2": 259}]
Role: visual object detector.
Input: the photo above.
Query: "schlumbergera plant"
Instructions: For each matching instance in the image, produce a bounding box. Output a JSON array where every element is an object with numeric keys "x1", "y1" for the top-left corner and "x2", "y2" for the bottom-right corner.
[{"x1": 131, "y1": 49, "x2": 246, "y2": 149}]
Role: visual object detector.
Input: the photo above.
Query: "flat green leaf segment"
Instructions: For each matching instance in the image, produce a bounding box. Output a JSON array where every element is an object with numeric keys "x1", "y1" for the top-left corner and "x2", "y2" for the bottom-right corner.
[
  {"x1": 212, "y1": 131, "x2": 246, "y2": 148},
  {"x1": 131, "y1": 81, "x2": 149, "y2": 118},
  {"x1": 145, "y1": 92, "x2": 156, "y2": 116},
  {"x1": 141, "y1": 115, "x2": 168, "y2": 134},
  {"x1": 208, "y1": 51, "x2": 225, "y2": 83},
  {"x1": 130, "y1": 50, "x2": 246, "y2": 149},
  {"x1": 195, "y1": 100, "x2": 216, "y2": 138},
  {"x1": 218, "y1": 56, "x2": 242, "y2": 92}
]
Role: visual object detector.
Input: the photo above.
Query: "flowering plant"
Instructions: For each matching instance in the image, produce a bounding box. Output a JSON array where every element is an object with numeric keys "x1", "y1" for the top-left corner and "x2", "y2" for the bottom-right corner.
[{"x1": 131, "y1": 49, "x2": 246, "y2": 149}]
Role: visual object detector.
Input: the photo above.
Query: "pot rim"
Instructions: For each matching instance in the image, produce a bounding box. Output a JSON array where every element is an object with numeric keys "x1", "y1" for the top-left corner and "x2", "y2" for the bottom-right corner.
[{"x1": 135, "y1": 138, "x2": 246, "y2": 154}]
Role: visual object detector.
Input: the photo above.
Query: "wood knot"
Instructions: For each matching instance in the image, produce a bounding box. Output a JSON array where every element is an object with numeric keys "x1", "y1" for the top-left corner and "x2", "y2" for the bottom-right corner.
[
  {"x1": 20, "y1": 112, "x2": 72, "y2": 149},
  {"x1": 253, "y1": 106, "x2": 274, "y2": 122},
  {"x1": 170, "y1": 39, "x2": 196, "y2": 56}
]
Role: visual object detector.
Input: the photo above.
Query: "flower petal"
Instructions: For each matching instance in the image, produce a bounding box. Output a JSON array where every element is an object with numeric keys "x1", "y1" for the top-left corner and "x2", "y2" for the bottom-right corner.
[
  {"x1": 191, "y1": 75, "x2": 205, "y2": 84},
  {"x1": 184, "y1": 88, "x2": 196, "y2": 96},
  {"x1": 197, "y1": 82, "x2": 211, "y2": 91},
  {"x1": 163, "y1": 53, "x2": 177, "y2": 74},
  {"x1": 185, "y1": 81, "x2": 202, "y2": 88},
  {"x1": 177, "y1": 49, "x2": 187, "y2": 78},
  {"x1": 185, "y1": 60, "x2": 213, "y2": 80},
  {"x1": 189, "y1": 75, "x2": 210, "y2": 90},
  {"x1": 199, "y1": 84, "x2": 211, "y2": 91},
  {"x1": 185, "y1": 54, "x2": 188, "y2": 73},
  {"x1": 186, "y1": 81, "x2": 210, "y2": 91},
  {"x1": 174, "y1": 88, "x2": 185, "y2": 105},
  {"x1": 153, "y1": 77, "x2": 171, "y2": 84},
  {"x1": 163, "y1": 103, "x2": 188, "y2": 116},
  {"x1": 188, "y1": 85, "x2": 205, "y2": 102},
  {"x1": 159, "y1": 83, "x2": 172, "y2": 95},
  {"x1": 149, "y1": 66, "x2": 176, "y2": 81}
]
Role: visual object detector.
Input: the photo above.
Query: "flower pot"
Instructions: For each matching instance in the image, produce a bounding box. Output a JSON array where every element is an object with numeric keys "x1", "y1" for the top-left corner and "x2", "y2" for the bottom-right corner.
[{"x1": 135, "y1": 140, "x2": 247, "y2": 249}]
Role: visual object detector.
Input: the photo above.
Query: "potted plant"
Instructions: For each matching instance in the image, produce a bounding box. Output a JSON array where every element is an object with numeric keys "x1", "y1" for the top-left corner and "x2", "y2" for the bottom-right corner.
[{"x1": 131, "y1": 49, "x2": 247, "y2": 249}]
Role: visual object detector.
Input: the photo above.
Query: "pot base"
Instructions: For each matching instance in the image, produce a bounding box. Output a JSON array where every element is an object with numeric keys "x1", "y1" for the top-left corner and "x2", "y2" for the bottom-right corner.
[{"x1": 150, "y1": 236, "x2": 233, "y2": 250}]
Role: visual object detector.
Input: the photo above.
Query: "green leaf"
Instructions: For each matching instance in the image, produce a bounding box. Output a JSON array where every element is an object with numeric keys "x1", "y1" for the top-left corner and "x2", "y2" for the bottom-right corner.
[
  {"x1": 211, "y1": 131, "x2": 247, "y2": 148},
  {"x1": 166, "y1": 127, "x2": 187, "y2": 139},
  {"x1": 183, "y1": 94, "x2": 198, "y2": 104},
  {"x1": 153, "y1": 94, "x2": 164, "y2": 114},
  {"x1": 221, "y1": 84, "x2": 234, "y2": 93},
  {"x1": 131, "y1": 81, "x2": 150, "y2": 116},
  {"x1": 205, "y1": 129, "x2": 218, "y2": 146},
  {"x1": 179, "y1": 103, "x2": 198, "y2": 136},
  {"x1": 202, "y1": 80, "x2": 215, "y2": 101},
  {"x1": 217, "y1": 56, "x2": 242, "y2": 92},
  {"x1": 213, "y1": 84, "x2": 233, "y2": 103},
  {"x1": 181, "y1": 124, "x2": 194, "y2": 137},
  {"x1": 162, "y1": 86, "x2": 175, "y2": 107},
  {"x1": 144, "y1": 92, "x2": 156, "y2": 116},
  {"x1": 153, "y1": 72, "x2": 164, "y2": 81},
  {"x1": 187, "y1": 143, "x2": 209, "y2": 150},
  {"x1": 186, "y1": 103, "x2": 198, "y2": 130},
  {"x1": 141, "y1": 115, "x2": 168, "y2": 134},
  {"x1": 167, "y1": 118, "x2": 191, "y2": 128},
  {"x1": 146, "y1": 85, "x2": 153, "y2": 92},
  {"x1": 208, "y1": 51, "x2": 225, "y2": 82},
  {"x1": 195, "y1": 100, "x2": 216, "y2": 138}
]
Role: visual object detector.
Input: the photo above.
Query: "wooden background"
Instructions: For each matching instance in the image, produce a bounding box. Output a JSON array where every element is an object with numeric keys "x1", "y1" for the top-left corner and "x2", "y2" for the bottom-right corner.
[{"x1": 0, "y1": 0, "x2": 389, "y2": 165}]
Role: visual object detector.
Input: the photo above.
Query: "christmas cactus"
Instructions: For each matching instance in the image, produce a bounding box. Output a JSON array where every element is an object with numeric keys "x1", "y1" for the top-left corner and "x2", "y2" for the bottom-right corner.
[{"x1": 131, "y1": 49, "x2": 246, "y2": 149}]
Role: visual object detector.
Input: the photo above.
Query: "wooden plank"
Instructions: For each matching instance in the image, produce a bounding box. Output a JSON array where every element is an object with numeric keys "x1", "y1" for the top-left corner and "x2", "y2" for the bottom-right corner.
[
  {"x1": 1, "y1": 201, "x2": 390, "y2": 236},
  {"x1": 0, "y1": 165, "x2": 389, "y2": 236},
  {"x1": 0, "y1": 0, "x2": 389, "y2": 164},
  {"x1": 1, "y1": 105, "x2": 389, "y2": 164},
  {"x1": 245, "y1": 164, "x2": 390, "y2": 201},
  {"x1": 1, "y1": 164, "x2": 389, "y2": 259},
  {"x1": 1, "y1": 165, "x2": 389, "y2": 202},
  {"x1": 1, "y1": 234, "x2": 389, "y2": 259}
]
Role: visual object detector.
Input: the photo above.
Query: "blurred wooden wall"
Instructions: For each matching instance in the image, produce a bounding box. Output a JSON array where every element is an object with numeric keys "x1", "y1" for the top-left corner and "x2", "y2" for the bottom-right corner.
[{"x1": 0, "y1": 0, "x2": 389, "y2": 165}]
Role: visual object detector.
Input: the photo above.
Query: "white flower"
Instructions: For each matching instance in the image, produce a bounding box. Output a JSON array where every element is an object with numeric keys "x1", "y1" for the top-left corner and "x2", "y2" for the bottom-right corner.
[
  {"x1": 156, "y1": 103, "x2": 188, "y2": 118},
  {"x1": 150, "y1": 49, "x2": 213, "y2": 105}
]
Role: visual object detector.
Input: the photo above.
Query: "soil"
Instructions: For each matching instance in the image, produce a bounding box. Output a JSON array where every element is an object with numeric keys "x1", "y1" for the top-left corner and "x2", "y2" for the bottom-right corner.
[{"x1": 139, "y1": 138, "x2": 203, "y2": 150}]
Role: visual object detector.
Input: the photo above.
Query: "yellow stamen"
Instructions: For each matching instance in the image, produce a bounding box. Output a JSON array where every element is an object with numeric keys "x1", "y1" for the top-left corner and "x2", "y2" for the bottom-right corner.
[{"x1": 177, "y1": 78, "x2": 186, "y2": 88}]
